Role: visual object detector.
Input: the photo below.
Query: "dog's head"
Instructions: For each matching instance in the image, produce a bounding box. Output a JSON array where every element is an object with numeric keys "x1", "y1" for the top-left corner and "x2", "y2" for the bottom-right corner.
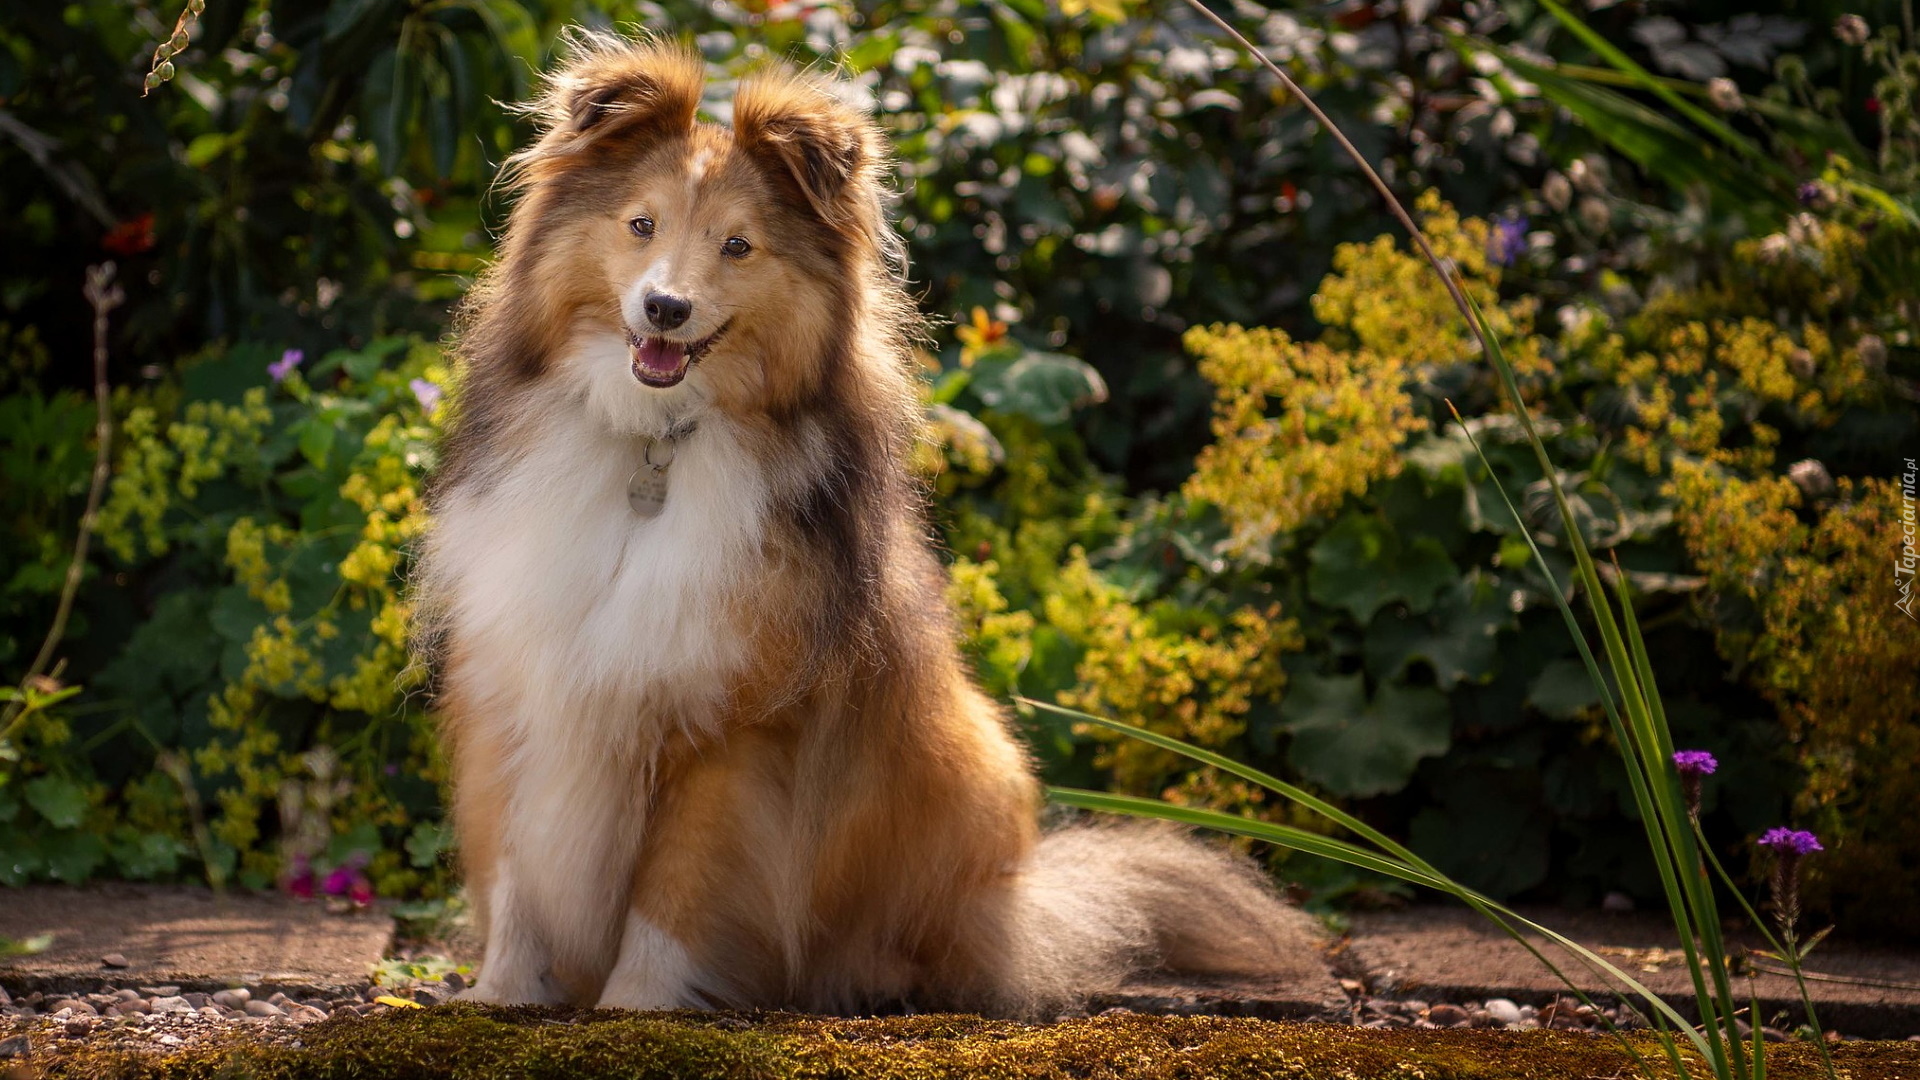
[{"x1": 497, "y1": 35, "x2": 893, "y2": 422}]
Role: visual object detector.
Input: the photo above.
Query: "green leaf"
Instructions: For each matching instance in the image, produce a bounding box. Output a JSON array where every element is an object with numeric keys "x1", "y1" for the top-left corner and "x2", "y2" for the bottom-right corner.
[
  {"x1": 112, "y1": 831, "x2": 188, "y2": 879},
  {"x1": 209, "y1": 585, "x2": 269, "y2": 645},
  {"x1": 1409, "y1": 770, "x2": 1551, "y2": 897},
  {"x1": 43, "y1": 832, "x2": 107, "y2": 884},
  {"x1": 969, "y1": 351, "x2": 1108, "y2": 425},
  {"x1": 1528, "y1": 657, "x2": 1602, "y2": 719},
  {"x1": 24, "y1": 775, "x2": 87, "y2": 828},
  {"x1": 1308, "y1": 513, "x2": 1458, "y2": 623},
  {"x1": 297, "y1": 415, "x2": 338, "y2": 469},
  {"x1": 0, "y1": 833, "x2": 42, "y2": 887},
  {"x1": 1365, "y1": 578, "x2": 1513, "y2": 688},
  {"x1": 405, "y1": 821, "x2": 449, "y2": 869},
  {"x1": 1279, "y1": 674, "x2": 1451, "y2": 797},
  {"x1": 0, "y1": 933, "x2": 53, "y2": 957}
]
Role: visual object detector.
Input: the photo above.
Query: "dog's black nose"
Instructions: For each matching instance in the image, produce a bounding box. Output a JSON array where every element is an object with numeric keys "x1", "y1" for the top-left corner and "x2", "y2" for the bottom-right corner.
[{"x1": 645, "y1": 292, "x2": 692, "y2": 332}]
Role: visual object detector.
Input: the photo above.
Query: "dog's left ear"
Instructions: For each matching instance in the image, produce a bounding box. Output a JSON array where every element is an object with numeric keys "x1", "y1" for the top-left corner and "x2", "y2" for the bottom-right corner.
[{"x1": 733, "y1": 70, "x2": 883, "y2": 234}]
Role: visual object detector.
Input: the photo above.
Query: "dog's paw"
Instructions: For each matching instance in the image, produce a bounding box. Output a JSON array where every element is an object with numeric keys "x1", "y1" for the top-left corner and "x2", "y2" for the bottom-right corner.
[{"x1": 458, "y1": 974, "x2": 565, "y2": 1007}]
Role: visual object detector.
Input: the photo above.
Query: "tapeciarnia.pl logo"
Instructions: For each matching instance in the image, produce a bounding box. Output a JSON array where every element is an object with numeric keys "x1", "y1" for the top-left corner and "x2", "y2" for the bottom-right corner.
[{"x1": 1899, "y1": 457, "x2": 1917, "y2": 621}]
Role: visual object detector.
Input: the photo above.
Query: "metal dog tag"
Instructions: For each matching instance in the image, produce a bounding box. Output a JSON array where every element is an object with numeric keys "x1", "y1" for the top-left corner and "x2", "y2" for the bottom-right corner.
[{"x1": 626, "y1": 437, "x2": 676, "y2": 519}]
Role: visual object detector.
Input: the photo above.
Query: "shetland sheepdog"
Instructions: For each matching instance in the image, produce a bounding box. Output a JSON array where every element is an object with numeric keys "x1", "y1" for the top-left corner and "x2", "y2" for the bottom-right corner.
[{"x1": 417, "y1": 33, "x2": 1322, "y2": 1017}]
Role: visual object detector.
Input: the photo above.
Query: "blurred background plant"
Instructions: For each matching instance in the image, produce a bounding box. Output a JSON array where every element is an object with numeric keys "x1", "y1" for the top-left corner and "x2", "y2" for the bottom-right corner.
[{"x1": 1, "y1": 0, "x2": 1914, "y2": 937}]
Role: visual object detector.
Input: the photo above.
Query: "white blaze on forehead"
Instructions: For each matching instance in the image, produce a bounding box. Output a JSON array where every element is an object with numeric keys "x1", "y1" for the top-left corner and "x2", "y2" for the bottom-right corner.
[{"x1": 687, "y1": 146, "x2": 716, "y2": 186}]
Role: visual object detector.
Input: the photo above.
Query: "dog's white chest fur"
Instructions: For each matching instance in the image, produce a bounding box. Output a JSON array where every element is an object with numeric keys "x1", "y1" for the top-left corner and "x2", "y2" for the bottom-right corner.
[{"x1": 425, "y1": 339, "x2": 768, "y2": 743}]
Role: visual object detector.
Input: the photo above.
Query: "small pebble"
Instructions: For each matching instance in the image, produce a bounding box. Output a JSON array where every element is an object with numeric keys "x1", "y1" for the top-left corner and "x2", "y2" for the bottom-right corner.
[
  {"x1": 1427, "y1": 1003, "x2": 1471, "y2": 1027},
  {"x1": 212, "y1": 988, "x2": 250, "y2": 1009},
  {"x1": 100, "y1": 953, "x2": 130, "y2": 968},
  {"x1": 138, "y1": 985, "x2": 181, "y2": 997},
  {"x1": 49, "y1": 999, "x2": 96, "y2": 1016},
  {"x1": 1483, "y1": 998, "x2": 1523, "y2": 1025},
  {"x1": 64, "y1": 1018, "x2": 93, "y2": 1037},
  {"x1": 245, "y1": 1000, "x2": 285, "y2": 1018},
  {"x1": 0, "y1": 1035, "x2": 28, "y2": 1059},
  {"x1": 114, "y1": 988, "x2": 143, "y2": 1002},
  {"x1": 444, "y1": 972, "x2": 467, "y2": 992},
  {"x1": 183, "y1": 992, "x2": 210, "y2": 1009},
  {"x1": 150, "y1": 996, "x2": 193, "y2": 1014},
  {"x1": 288, "y1": 1003, "x2": 330, "y2": 1023},
  {"x1": 267, "y1": 991, "x2": 289, "y2": 1006}
]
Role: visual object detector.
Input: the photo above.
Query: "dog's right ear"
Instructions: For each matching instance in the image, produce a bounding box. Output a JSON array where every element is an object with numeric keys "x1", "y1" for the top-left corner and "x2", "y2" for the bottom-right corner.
[{"x1": 516, "y1": 34, "x2": 703, "y2": 166}]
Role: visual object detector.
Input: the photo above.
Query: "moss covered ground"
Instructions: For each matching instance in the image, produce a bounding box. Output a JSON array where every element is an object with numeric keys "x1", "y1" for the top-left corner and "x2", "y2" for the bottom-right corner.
[{"x1": 8, "y1": 1006, "x2": 1919, "y2": 1080}]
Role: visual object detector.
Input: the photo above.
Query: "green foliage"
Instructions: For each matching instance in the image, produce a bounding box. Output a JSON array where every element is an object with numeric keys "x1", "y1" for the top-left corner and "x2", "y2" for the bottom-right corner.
[{"x1": 1, "y1": 335, "x2": 447, "y2": 896}]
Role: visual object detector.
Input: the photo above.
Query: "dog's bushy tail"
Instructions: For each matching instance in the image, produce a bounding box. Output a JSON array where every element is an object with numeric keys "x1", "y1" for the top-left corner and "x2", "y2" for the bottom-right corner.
[{"x1": 982, "y1": 820, "x2": 1326, "y2": 1018}]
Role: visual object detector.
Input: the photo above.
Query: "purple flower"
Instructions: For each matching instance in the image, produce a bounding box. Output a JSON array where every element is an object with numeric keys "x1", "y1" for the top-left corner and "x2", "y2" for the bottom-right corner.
[
  {"x1": 1759, "y1": 828, "x2": 1823, "y2": 935},
  {"x1": 1488, "y1": 216, "x2": 1529, "y2": 267},
  {"x1": 322, "y1": 865, "x2": 355, "y2": 896},
  {"x1": 1672, "y1": 750, "x2": 1718, "y2": 777},
  {"x1": 268, "y1": 349, "x2": 303, "y2": 383},
  {"x1": 1674, "y1": 750, "x2": 1717, "y2": 816},
  {"x1": 410, "y1": 377, "x2": 443, "y2": 416},
  {"x1": 1758, "y1": 828, "x2": 1824, "y2": 855},
  {"x1": 321, "y1": 850, "x2": 371, "y2": 895}
]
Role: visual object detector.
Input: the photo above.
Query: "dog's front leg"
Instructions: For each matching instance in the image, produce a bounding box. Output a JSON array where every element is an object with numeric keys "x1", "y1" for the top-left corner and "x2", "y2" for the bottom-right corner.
[
  {"x1": 463, "y1": 867, "x2": 568, "y2": 1005},
  {"x1": 597, "y1": 908, "x2": 700, "y2": 1010},
  {"x1": 458, "y1": 719, "x2": 642, "y2": 1006}
]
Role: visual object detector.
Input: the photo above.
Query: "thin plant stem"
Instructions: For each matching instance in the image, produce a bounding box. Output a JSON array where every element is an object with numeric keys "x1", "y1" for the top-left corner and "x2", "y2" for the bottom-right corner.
[{"x1": 0, "y1": 263, "x2": 122, "y2": 741}]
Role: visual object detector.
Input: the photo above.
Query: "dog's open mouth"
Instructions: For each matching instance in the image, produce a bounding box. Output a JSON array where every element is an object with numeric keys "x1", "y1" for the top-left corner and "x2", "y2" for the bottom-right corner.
[{"x1": 627, "y1": 323, "x2": 728, "y2": 388}]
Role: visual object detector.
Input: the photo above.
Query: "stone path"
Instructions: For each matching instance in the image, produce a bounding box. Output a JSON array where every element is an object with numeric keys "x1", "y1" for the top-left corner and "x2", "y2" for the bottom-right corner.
[
  {"x1": 0, "y1": 883, "x2": 394, "y2": 999},
  {"x1": 4, "y1": 885, "x2": 1918, "y2": 1040},
  {"x1": 1345, "y1": 907, "x2": 1920, "y2": 1040}
]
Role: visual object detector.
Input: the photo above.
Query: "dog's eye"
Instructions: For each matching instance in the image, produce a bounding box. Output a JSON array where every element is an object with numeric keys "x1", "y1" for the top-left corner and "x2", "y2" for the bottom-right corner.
[
  {"x1": 722, "y1": 236, "x2": 751, "y2": 258},
  {"x1": 629, "y1": 216, "x2": 655, "y2": 239}
]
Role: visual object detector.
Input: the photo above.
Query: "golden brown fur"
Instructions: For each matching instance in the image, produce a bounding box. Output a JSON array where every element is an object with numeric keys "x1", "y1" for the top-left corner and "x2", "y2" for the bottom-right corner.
[{"x1": 417, "y1": 32, "x2": 1323, "y2": 1018}]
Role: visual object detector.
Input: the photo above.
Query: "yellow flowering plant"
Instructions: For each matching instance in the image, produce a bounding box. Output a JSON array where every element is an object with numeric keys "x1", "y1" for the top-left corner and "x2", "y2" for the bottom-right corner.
[{"x1": 0, "y1": 335, "x2": 453, "y2": 899}]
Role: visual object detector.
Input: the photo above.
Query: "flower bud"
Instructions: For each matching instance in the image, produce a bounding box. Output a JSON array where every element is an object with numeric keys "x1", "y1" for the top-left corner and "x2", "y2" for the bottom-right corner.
[
  {"x1": 1542, "y1": 172, "x2": 1571, "y2": 211},
  {"x1": 1578, "y1": 196, "x2": 1610, "y2": 233},
  {"x1": 1708, "y1": 78, "x2": 1742, "y2": 112},
  {"x1": 1856, "y1": 334, "x2": 1887, "y2": 372},
  {"x1": 1788, "y1": 458, "x2": 1833, "y2": 499},
  {"x1": 1834, "y1": 14, "x2": 1870, "y2": 45}
]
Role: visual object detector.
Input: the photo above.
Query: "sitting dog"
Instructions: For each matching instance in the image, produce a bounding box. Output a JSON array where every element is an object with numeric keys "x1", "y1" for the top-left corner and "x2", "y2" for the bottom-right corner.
[{"x1": 417, "y1": 33, "x2": 1320, "y2": 1017}]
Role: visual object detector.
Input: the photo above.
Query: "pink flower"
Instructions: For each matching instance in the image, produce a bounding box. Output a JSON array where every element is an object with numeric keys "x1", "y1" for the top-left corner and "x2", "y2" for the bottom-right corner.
[
  {"x1": 348, "y1": 876, "x2": 374, "y2": 906},
  {"x1": 284, "y1": 854, "x2": 315, "y2": 899}
]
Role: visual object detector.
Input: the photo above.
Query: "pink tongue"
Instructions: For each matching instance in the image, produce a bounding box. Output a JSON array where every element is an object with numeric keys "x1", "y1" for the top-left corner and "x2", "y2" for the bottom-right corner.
[{"x1": 635, "y1": 337, "x2": 686, "y2": 374}]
